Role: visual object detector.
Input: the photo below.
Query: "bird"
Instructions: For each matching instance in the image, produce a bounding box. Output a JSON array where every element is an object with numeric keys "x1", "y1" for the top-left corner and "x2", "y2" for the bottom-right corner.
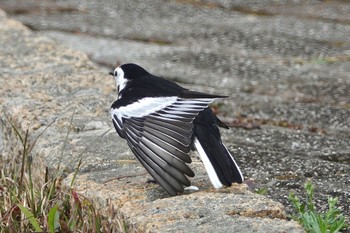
[{"x1": 109, "y1": 63, "x2": 243, "y2": 196}]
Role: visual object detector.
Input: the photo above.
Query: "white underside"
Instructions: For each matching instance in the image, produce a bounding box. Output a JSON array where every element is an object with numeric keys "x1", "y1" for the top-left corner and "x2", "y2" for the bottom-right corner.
[{"x1": 194, "y1": 138, "x2": 223, "y2": 189}]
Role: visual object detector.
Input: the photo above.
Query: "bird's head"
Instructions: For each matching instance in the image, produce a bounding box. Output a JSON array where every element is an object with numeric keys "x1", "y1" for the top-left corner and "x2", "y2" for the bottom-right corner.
[{"x1": 109, "y1": 63, "x2": 149, "y2": 95}]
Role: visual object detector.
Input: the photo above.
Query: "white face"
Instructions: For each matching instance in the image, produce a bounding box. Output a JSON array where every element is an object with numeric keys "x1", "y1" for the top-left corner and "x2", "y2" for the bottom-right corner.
[{"x1": 113, "y1": 66, "x2": 128, "y2": 98}]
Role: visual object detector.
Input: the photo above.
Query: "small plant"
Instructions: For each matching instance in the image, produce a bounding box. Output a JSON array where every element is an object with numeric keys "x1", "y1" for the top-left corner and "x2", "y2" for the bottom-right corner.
[
  {"x1": 0, "y1": 115, "x2": 124, "y2": 232},
  {"x1": 288, "y1": 180, "x2": 347, "y2": 233}
]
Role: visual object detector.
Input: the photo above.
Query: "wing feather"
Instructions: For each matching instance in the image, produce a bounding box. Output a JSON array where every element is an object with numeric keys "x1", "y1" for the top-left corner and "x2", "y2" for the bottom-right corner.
[
  {"x1": 147, "y1": 115, "x2": 192, "y2": 131},
  {"x1": 111, "y1": 97, "x2": 215, "y2": 195},
  {"x1": 130, "y1": 146, "x2": 181, "y2": 195},
  {"x1": 144, "y1": 126, "x2": 189, "y2": 151},
  {"x1": 141, "y1": 130, "x2": 190, "y2": 161},
  {"x1": 138, "y1": 140, "x2": 191, "y2": 185},
  {"x1": 143, "y1": 121, "x2": 191, "y2": 146},
  {"x1": 140, "y1": 136, "x2": 195, "y2": 177}
]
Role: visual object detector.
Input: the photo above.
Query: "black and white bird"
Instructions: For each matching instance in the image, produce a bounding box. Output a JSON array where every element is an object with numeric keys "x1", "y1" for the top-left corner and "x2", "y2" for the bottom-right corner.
[{"x1": 109, "y1": 63, "x2": 243, "y2": 196}]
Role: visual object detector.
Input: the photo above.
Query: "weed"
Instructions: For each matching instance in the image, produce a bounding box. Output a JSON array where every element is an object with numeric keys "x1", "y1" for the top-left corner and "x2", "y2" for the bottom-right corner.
[
  {"x1": 0, "y1": 115, "x2": 125, "y2": 232},
  {"x1": 288, "y1": 180, "x2": 348, "y2": 233}
]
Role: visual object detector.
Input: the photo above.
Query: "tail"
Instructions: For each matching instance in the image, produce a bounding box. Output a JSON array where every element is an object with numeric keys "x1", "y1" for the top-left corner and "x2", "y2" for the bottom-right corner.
[{"x1": 193, "y1": 109, "x2": 244, "y2": 188}]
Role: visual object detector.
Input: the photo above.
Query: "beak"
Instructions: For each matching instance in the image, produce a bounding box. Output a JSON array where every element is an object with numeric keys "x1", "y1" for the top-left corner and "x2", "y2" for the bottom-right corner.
[{"x1": 109, "y1": 71, "x2": 114, "y2": 76}]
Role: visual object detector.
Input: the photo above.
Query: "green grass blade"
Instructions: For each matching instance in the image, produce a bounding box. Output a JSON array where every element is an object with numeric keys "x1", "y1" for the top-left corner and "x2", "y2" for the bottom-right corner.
[
  {"x1": 27, "y1": 118, "x2": 56, "y2": 155},
  {"x1": 17, "y1": 203, "x2": 43, "y2": 232},
  {"x1": 57, "y1": 108, "x2": 76, "y2": 171},
  {"x1": 48, "y1": 204, "x2": 60, "y2": 233},
  {"x1": 6, "y1": 117, "x2": 24, "y2": 144}
]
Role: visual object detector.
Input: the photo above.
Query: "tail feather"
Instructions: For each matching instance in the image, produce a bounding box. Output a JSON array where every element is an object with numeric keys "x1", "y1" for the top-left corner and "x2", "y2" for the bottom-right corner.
[
  {"x1": 194, "y1": 138, "x2": 223, "y2": 188},
  {"x1": 193, "y1": 109, "x2": 244, "y2": 188}
]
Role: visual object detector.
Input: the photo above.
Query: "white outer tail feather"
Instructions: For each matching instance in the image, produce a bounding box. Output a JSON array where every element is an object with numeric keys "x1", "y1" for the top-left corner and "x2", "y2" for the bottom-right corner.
[
  {"x1": 194, "y1": 138, "x2": 223, "y2": 189},
  {"x1": 223, "y1": 144, "x2": 244, "y2": 182}
]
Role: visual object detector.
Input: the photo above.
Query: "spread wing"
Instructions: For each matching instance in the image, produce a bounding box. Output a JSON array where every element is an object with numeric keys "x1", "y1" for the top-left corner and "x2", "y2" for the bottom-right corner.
[{"x1": 111, "y1": 97, "x2": 214, "y2": 195}]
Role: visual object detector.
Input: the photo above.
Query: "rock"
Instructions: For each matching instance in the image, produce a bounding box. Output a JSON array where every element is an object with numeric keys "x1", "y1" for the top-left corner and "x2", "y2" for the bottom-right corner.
[{"x1": 64, "y1": 173, "x2": 304, "y2": 232}]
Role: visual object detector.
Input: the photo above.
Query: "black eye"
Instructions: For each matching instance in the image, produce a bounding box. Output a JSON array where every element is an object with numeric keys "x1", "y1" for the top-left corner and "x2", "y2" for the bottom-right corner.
[{"x1": 109, "y1": 71, "x2": 114, "y2": 76}]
